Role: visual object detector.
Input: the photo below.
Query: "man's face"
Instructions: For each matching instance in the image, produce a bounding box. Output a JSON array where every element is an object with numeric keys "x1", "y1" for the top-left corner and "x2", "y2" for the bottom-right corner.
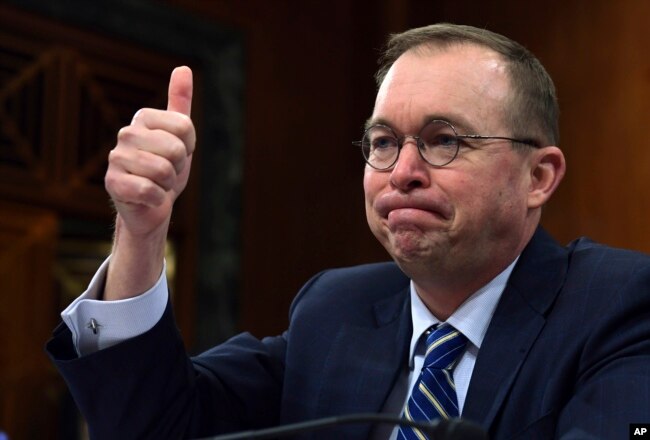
[{"x1": 364, "y1": 44, "x2": 537, "y2": 284}]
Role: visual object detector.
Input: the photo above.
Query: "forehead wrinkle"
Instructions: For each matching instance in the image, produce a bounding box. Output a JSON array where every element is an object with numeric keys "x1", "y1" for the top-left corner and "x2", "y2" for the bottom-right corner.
[
  {"x1": 370, "y1": 45, "x2": 514, "y2": 137},
  {"x1": 364, "y1": 112, "x2": 481, "y2": 135}
]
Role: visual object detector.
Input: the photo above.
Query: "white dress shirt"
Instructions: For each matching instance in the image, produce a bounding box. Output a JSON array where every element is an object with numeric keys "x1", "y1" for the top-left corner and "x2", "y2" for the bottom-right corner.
[{"x1": 380, "y1": 258, "x2": 517, "y2": 440}]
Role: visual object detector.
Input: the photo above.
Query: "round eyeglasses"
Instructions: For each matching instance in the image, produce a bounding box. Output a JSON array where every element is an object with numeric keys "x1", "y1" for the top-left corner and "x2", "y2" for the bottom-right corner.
[{"x1": 352, "y1": 119, "x2": 539, "y2": 170}]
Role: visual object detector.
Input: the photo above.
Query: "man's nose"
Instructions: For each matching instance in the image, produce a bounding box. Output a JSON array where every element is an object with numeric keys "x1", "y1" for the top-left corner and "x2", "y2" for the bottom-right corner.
[{"x1": 389, "y1": 139, "x2": 431, "y2": 191}]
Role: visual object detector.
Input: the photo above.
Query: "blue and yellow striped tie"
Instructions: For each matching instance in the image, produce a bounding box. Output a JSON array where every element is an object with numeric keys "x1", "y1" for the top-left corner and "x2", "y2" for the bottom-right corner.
[{"x1": 398, "y1": 324, "x2": 467, "y2": 440}]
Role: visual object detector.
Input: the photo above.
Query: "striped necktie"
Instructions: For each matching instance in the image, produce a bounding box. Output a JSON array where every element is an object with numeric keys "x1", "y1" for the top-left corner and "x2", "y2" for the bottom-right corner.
[{"x1": 397, "y1": 324, "x2": 468, "y2": 440}]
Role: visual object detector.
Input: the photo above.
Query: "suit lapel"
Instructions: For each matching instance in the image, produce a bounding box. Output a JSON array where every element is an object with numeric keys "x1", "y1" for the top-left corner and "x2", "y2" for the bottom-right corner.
[
  {"x1": 316, "y1": 286, "x2": 411, "y2": 435},
  {"x1": 462, "y1": 228, "x2": 569, "y2": 428},
  {"x1": 310, "y1": 228, "x2": 568, "y2": 435}
]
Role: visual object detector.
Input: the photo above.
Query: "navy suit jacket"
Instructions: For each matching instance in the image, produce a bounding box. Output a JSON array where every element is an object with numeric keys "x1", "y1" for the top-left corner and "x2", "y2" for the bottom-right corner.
[{"x1": 47, "y1": 228, "x2": 650, "y2": 439}]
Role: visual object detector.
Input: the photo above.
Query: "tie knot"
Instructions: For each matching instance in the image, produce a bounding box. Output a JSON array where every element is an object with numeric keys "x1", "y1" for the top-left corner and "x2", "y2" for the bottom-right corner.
[{"x1": 424, "y1": 324, "x2": 467, "y2": 370}]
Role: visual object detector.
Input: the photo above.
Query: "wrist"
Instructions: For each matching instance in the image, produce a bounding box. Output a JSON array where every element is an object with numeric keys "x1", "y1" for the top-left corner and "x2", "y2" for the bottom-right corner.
[{"x1": 104, "y1": 215, "x2": 170, "y2": 301}]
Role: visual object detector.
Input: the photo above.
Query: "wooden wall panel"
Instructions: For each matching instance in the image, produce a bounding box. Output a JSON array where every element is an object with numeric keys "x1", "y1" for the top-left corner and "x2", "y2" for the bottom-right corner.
[
  {"x1": 0, "y1": 5, "x2": 178, "y2": 218},
  {"x1": 538, "y1": 0, "x2": 650, "y2": 251},
  {"x1": 0, "y1": 202, "x2": 59, "y2": 439}
]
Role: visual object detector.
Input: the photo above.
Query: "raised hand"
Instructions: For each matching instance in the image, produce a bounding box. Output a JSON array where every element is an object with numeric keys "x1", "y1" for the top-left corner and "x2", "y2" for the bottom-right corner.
[
  {"x1": 104, "y1": 66, "x2": 196, "y2": 300},
  {"x1": 106, "y1": 66, "x2": 195, "y2": 235}
]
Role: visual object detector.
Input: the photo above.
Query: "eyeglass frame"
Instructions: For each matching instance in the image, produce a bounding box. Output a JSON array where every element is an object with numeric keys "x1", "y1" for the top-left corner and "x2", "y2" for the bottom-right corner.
[{"x1": 352, "y1": 119, "x2": 540, "y2": 170}]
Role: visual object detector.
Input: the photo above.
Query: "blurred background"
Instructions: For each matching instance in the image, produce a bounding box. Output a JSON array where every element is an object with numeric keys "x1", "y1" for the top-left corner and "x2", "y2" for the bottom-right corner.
[{"x1": 1, "y1": 0, "x2": 649, "y2": 437}]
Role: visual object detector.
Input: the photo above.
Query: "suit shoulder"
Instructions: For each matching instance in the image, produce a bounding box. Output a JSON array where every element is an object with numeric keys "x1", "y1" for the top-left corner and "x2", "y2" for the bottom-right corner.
[
  {"x1": 314, "y1": 261, "x2": 407, "y2": 285},
  {"x1": 563, "y1": 237, "x2": 650, "y2": 296},
  {"x1": 568, "y1": 237, "x2": 650, "y2": 271},
  {"x1": 289, "y1": 262, "x2": 409, "y2": 316}
]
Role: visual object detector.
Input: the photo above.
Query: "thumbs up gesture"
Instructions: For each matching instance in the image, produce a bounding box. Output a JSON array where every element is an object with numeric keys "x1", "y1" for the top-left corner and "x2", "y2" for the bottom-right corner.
[
  {"x1": 106, "y1": 66, "x2": 195, "y2": 235},
  {"x1": 103, "y1": 67, "x2": 196, "y2": 300}
]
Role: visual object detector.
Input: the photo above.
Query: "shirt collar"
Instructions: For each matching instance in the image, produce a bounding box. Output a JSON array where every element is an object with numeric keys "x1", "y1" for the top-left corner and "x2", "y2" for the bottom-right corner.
[{"x1": 408, "y1": 257, "x2": 519, "y2": 367}]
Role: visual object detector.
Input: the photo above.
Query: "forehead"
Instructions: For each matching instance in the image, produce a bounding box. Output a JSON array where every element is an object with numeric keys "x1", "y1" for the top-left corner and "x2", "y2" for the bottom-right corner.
[{"x1": 372, "y1": 44, "x2": 512, "y2": 133}]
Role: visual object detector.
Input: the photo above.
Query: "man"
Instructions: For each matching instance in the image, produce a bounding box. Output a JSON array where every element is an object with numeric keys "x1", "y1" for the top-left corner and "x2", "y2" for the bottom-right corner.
[{"x1": 48, "y1": 24, "x2": 650, "y2": 439}]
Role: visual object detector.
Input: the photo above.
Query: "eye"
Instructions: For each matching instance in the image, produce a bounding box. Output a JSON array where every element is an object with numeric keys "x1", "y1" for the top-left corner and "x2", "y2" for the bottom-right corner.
[
  {"x1": 423, "y1": 133, "x2": 459, "y2": 150},
  {"x1": 371, "y1": 135, "x2": 398, "y2": 150},
  {"x1": 432, "y1": 134, "x2": 458, "y2": 147},
  {"x1": 364, "y1": 126, "x2": 398, "y2": 151},
  {"x1": 420, "y1": 120, "x2": 459, "y2": 150}
]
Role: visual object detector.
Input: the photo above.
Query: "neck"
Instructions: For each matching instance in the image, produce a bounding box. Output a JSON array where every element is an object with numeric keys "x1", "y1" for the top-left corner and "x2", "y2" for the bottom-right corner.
[
  {"x1": 407, "y1": 224, "x2": 537, "y2": 320},
  {"x1": 410, "y1": 265, "x2": 505, "y2": 321}
]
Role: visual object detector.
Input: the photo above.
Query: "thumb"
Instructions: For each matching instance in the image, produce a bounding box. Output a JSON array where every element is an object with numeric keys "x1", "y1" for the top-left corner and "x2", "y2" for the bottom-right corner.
[{"x1": 167, "y1": 66, "x2": 193, "y2": 116}]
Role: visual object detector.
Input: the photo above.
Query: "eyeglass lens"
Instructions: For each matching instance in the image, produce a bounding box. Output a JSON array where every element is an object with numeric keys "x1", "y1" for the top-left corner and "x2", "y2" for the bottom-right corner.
[{"x1": 361, "y1": 120, "x2": 460, "y2": 169}]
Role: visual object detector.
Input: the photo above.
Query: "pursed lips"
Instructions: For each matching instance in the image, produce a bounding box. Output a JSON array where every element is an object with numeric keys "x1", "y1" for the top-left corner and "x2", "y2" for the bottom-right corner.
[{"x1": 374, "y1": 193, "x2": 452, "y2": 221}]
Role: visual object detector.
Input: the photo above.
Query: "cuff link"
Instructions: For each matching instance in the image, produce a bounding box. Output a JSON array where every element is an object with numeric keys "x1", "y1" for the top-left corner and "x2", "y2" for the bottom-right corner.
[{"x1": 87, "y1": 318, "x2": 102, "y2": 335}]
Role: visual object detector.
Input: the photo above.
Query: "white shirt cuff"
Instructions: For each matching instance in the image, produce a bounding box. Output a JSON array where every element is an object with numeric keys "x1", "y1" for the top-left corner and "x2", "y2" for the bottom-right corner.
[{"x1": 61, "y1": 256, "x2": 169, "y2": 357}]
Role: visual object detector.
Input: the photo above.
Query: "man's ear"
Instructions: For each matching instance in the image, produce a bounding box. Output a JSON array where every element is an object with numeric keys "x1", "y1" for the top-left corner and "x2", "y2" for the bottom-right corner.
[{"x1": 528, "y1": 146, "x2": 566, "y2": 209}]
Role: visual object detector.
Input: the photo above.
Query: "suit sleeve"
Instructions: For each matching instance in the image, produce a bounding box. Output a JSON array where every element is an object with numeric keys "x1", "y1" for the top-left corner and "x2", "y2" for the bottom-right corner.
[{"x1": 46, "y1": 301, "x2": 286, "y2": 440}]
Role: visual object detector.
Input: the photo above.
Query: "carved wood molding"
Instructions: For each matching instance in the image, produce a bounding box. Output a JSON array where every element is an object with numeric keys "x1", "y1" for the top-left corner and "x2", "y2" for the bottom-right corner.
[{"x1": 0, "y1": 6, "x2": 177, "y2": 217}]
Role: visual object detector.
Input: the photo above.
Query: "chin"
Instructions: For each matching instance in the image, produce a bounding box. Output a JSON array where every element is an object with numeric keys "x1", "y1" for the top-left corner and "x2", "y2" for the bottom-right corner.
[{"x1": 386, "y1": 230, "x2": 436, "y2": 263}]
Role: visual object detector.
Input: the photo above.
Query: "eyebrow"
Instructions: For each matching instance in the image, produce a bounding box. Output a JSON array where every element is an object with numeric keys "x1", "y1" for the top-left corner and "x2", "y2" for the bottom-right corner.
[
  {"x1": 364, "y1": 117, "x2": 390, "y2": 130},
  {"x1": 363, "y1": 113, "x2": 479, "y2": 134}
]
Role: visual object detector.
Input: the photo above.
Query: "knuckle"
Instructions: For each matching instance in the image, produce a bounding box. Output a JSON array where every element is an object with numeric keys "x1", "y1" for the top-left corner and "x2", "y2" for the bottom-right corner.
[
  {"x1": 173, "y1": 114, "x2": 194, "y2": 136},
  {"x1": 107, "y1": 149, "x2": 134, "y2": 176},
  {"x1": 134, "y1": 180, "x2": 151, "y2": 198},
  {"x1": 131, "y1": 108, "x2": 144, "y2": 124},
  {"x1": 131, "y1": 108, "x2": 153, "y2": 125},
  {"x1": 168, "y1": 140, "x2": 186, "y2": 162},
  {"x1": 105, "y1": 170, "x2": 127, "y2": 199},
  {"x1": 117, "y1": 125, "x2": 135, "y2": 142},
  {"x1": 177, "y1": 114, "x2": 193, "y2": 130},
  {"x1": 153, "y1": 160, "x2": 175, "y2": 184},
  {"x1": 104, "y1": 170, "x2": 116, "y2": 192},
  {"x1": 107, "y1": 147, "x2": 124, "y2": 164},
  {"x1": 136, "y1": 180, "x2": 163, "y2": 205}
]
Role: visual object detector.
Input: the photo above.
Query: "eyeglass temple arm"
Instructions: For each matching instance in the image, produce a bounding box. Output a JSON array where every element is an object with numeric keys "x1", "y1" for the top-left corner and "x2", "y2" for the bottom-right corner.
[{"x1": 457, "y1": 134, "x2": 539, "y2": 147}]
